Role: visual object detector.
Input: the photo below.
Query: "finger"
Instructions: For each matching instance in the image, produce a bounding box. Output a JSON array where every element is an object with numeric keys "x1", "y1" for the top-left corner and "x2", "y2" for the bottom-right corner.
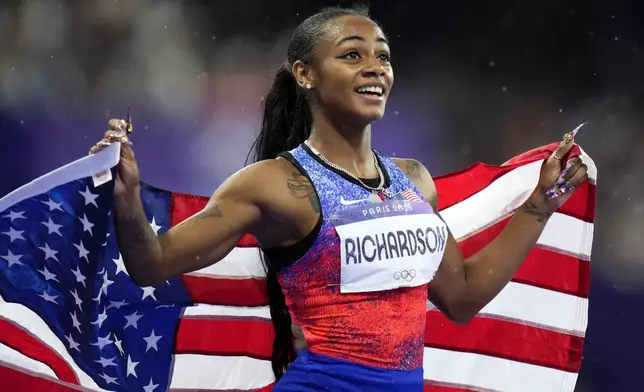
[
  {"x1": 554, "y1": 157, "x2": 583, "y2": 186},
  {"x1": 546, "y1": 132, "x2": 577, "y2": 167},
  {"x1": 566, "y1": 164, "x2": 588, "y2": 188},
  {"x1": 108, "y1": 118, "x2": 127, "y2": 132},
  {"x1": 88, "y1": 139, "x2": 113, "y2": 155},
  {"x1": 546, "y1": 164, "x2": 588, "y2": 199}
]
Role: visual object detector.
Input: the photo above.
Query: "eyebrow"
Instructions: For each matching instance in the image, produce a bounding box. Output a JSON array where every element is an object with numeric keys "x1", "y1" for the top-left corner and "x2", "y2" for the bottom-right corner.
[{"x1": 336, "y1": 35, "x2": 389, "y2": 46}]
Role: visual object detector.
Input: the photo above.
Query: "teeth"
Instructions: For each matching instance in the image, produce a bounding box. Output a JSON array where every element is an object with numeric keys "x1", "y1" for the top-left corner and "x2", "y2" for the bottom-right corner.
[{"x1": 357, "y1": 86, "x2": 383, "y2": 95}]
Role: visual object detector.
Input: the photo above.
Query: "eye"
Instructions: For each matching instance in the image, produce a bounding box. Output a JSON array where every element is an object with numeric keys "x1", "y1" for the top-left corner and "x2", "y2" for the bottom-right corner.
[
  {"x1": 340, "y1": 51, "x2": 361, "y2": 60},
  {"x1": 378, "y1": 53, "x2": 391, "y2": 62}
]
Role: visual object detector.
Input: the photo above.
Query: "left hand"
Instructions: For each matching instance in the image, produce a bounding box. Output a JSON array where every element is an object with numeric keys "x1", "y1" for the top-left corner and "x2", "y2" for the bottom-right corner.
[{"x1": 528, "y1": 131, "x2": 589, "y2": 214}]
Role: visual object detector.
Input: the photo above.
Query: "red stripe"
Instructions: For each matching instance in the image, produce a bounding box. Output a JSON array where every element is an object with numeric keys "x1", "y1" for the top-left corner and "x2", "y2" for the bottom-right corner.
[
  {"x1": 181, "y1": 275, "x2": 268, "y2": 306},
  {"x1": 174, "y1": 317, "x2": 274, "y2": 360},
  {"x1": 424, "y1": 383, "x2": 478, "y2": 392},
  {"x1": 0, "y1": 365, "x2": 78, "y2": 392},
  {"x1": 0, "y1": 318, "x2": 78, "y2": 384},
  {"x1": 458, "y1": 217, "x2": 590, "y2": 297},
  {"x1": 424, "y1": 311, "x2": 584, "y2": 372},
  {"x1": 173, "y1": 310, "x2": 582, "y2": 372}
]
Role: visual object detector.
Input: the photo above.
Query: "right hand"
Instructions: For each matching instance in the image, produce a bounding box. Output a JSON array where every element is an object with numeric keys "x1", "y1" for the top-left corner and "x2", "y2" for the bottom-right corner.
[{"x1": 89, "y1": 118, "x2": 140, "y2": 202}]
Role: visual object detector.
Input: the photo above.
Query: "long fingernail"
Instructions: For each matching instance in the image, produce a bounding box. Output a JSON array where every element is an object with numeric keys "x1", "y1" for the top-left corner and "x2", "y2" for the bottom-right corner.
[
  {"x1": 556, "y1": 161, "x2": 576, "y2": 185},
  {"x1": 546, "y1": 182, "x2": 576, "y2": 200},
  {"x1": 563, "y1": 122, "x2": 587, "y2": 143}
]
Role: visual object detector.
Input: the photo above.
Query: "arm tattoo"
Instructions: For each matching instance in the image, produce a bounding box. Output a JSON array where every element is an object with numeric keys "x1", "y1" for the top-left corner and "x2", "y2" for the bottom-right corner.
[
  {"x1": 520, "y1": 201, "x2": 552, "y2": 222},
  {"x1": 191, "y1": 202, "x2": 223, "y2": 221},
  {"x1": 286, "y1": 171, "x2": 320, "y2": 213},
  {"x1": 115, "y1": 211, "x2": 158, "y2": 251},
  {"x1": 404, "y1": 160, "x2": 423, "y2": 182}
]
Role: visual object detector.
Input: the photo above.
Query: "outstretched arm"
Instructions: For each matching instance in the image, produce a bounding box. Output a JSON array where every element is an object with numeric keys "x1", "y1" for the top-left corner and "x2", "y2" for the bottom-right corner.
[
  {"x1": 394, "y1": 138, "x2": 588, "y2": 323},
  {"x1": 114, "y1": 163, "x2": 266, "y2": 286}
]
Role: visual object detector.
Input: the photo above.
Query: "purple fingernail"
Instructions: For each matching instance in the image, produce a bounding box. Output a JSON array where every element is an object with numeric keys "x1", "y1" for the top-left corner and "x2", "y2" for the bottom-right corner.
[
  {"x1": 555, "y1": 176, "x2": 566, "y2": 186},
  {"x1": 545, "y1": 186, "x2": 559, "y2": 199}
]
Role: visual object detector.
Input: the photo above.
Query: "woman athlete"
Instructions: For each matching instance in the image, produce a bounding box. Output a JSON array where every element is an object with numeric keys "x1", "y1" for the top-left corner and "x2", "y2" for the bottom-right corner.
[{"x1": 90, "y1": 6, "x2": 588, "y2": 392}]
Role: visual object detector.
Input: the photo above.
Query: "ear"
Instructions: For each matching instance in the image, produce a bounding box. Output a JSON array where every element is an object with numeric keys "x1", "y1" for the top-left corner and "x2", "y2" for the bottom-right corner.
[{"x1": 292, "y1": 60, "x2": 315, "y2": 89}]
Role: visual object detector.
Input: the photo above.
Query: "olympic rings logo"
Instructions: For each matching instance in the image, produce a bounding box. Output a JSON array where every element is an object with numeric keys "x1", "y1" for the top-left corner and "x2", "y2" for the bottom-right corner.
[{"x1": 393, "y1": 269, "x2": 416, "y2": 283}]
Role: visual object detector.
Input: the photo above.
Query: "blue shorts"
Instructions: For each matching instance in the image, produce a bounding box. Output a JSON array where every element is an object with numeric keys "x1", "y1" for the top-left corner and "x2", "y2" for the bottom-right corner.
[{"x1": 273, "y1": 350, "x2": 424, "y2": 392}]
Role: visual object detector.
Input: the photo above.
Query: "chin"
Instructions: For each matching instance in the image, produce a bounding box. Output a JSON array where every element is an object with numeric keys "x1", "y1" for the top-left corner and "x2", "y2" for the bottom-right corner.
[{"x1": 356, "y1": 106, "x2": 386, "y2": 124}]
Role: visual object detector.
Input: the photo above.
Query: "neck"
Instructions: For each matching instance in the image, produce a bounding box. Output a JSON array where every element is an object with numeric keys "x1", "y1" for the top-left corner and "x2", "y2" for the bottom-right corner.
[{"x1": 307, "y1": 112, "x2": 378, "y2": 179}]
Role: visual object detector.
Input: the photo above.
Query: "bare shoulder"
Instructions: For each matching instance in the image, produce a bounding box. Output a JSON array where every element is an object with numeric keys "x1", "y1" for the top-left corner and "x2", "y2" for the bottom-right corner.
[
  {"x1": 220, "y1": 158, "x2": 317, "y2": 210},
  {"x1": 391, "y1": 157, "x2": 438, "y2": 210}
]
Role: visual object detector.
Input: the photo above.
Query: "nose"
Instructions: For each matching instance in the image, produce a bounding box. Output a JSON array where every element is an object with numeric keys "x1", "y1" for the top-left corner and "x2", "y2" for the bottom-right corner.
[{"x1": 360, "y1": 57, "x2": 386, "y2": 77}]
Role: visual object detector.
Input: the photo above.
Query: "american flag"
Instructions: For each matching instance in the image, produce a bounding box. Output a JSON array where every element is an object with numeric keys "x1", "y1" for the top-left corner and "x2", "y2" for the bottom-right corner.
[{"x1": 0, "y1": 141, "x2": 595, "y2": 392}]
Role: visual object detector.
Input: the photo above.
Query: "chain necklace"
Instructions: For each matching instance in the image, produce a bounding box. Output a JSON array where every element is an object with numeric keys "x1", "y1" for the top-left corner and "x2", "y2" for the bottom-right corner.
[{"x1": 304, "y1": 140, "x2": 392, "y2": 198}]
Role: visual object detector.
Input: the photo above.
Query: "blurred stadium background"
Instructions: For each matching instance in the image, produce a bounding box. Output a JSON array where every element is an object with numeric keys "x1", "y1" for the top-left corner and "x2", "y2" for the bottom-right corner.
[{"x1": 1, "y1": 0, "x2": 643, "y2": 390}]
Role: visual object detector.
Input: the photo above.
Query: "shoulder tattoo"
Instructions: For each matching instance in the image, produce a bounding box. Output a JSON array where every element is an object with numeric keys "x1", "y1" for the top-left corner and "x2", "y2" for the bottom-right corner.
[
  {"x1": 286, "y1": 171, "x2": 320, "y2": 213},
  {"x1": 403, "y1": 160, "x2": 423, "y2": 182}
]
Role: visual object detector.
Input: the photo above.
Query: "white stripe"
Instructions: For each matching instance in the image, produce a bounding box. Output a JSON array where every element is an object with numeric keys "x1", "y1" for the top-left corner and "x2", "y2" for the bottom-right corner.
[
  {"x1": 182, "y1": 303, "x2": 270, "y2": 320},
  {"x1": 0, "y1": 342, "x2": 57, "y2": 379},
  {"x1": 0, "y1": 144, "x2": 121, "y2": 213},
  {"x1": 423, "y1": 347, "x2": 578, "y2": 392},
  {"x1": 539, "y1": 213, "x2": 593, "y2": 260},
  {"x1": 473, "y1": 282, "x2": 587, "y2": 335},
  {"x1": 169, "y1": 354, "x2": 274, "y2": 390},
  {"x1": 187, "y1": 247, "x2": 265, "y2": 279},
  {"x1": 0, "y1": 294, "x2": 106, "y2": 391},
  {"x1": 441, "y1": 159, "x2": 594, "y2": 259},
  {"x1": 579, "y1": 148, "x2": 597, "y2": 184}
]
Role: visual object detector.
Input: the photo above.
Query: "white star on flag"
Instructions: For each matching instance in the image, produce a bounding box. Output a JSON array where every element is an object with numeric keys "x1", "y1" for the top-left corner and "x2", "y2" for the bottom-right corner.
[
  {"x1": 143, "y1": 378, "x2": 159, "y2": 392},
  {"x1": 37, "y1": 265, "x2": 58, "y2": 282},
  {"x1": 70, "y1": 265, "x2": 86, "y2": 287},
  {"x1": 37, "y1": 243, "x2": 58, "y2": 262},
  {"x1": 41, "y1": 197, "x2": 64, "y2": 212},
  {"x1": 70, "y1": 311, "x2": 82, "y2": 333},
  {"x1": 78, "y1": 186, "x2": 99, "y2": 207},
  {"x1": 141, "y1": 286, "x2": 156, "y2": 301},
  {"x1": 150, "y1": 217, "x2": 162, "y2": 235},
  {"x1": 3, "y1": 210, "x2": 25, "y2": 221},
  {"x1": 124, "y1": 311, "x2": 143, "y2": 330},
  {"x1": 113, "y1": 253, "x2": 129, "y2": 275},
  {"x1": 1, "y1": 250, "x2": 23, "y2": 268},
  {"x1": 143, "y1": 329, "x2": 162, "y2": 352},
  {"x1": 91, "y1": 334, "x2": 113, "y2": 350},
  {"x1": 127, "y1": 355, "x2": 139, "y2": 378},
  {"x1": 2, "y1": 227, "x2": 24, "y2": 242},
  {"x1": 41, "y1": 217, "x2": 63, "y2": 236},
  {"x1": 64, "y1": 334, "x2": 81, "y2": 352},
  {"x1": 95, "y1": 356, "x2": 117, "y2": 368},
  {"x1": 37, "y1": 291, "x2": 58, "y2": 304},
  {"x1": 74, "y1": 239, "x2": 90, "y2": 261},
  {"x1": 79, "y1": 213, "x2": 95, "y2": 236},
  {"x1": 99, "y1": 373, "x2": 118, "y2": 385}
]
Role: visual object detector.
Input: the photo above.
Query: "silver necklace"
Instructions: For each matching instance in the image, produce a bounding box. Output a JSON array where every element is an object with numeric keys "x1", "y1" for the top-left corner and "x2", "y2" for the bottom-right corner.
[{"x1": 304, "y1": 140, "x2": 392, "y2": 199}]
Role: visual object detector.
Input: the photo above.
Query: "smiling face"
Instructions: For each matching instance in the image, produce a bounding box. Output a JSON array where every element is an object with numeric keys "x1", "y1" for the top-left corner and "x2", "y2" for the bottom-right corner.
[{"x1": 293, "y1": 14, "x2": 394, "y2": 128}]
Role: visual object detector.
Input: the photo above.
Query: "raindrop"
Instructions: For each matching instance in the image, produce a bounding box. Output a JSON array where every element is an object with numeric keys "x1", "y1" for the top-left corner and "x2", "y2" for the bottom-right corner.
[
  {"x1": 489, "y1": 60, "x2": 496, "y2": 68},
  {"x1": 501, "y1": 86, "x2": 507, "y2": 92},
  {"x1": 559, "y1": 108, "x2": 563, "y2": 113},
  {"x1": 394, "y1": 110, "x2": 400, "y2": 116}
]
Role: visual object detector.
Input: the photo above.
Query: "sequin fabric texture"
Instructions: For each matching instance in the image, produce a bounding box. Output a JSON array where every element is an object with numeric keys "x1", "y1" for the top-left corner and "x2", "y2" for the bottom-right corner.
[{"x1": 277, "y1": 146, "x2": 430, "y2": 371}]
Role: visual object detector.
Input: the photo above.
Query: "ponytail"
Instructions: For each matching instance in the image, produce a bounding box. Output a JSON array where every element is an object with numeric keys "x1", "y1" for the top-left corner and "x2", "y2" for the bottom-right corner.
[{"x1": 247, "y1": 64, "x2": 311, "y2": 380}]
